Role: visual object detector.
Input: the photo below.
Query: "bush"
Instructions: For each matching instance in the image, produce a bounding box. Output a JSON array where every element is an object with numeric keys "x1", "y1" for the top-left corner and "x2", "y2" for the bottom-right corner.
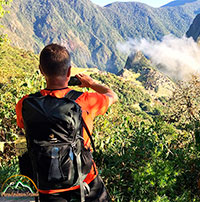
[{"x1": 94, "y1": 117, "x2": 200, "y2": 201}]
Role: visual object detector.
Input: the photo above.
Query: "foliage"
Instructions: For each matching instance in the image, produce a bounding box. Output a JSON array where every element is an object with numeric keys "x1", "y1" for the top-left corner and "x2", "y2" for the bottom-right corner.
[
  {"x1": 0, "y1": 42, "x2": 42, "y2": 166},
  {"x1": 0, "y1": 0, "x2": 12, "y2": 43},
  {"x1": 0, "y1": 158, "x2": 20, "y2": 187},
  {"x1": 94, "y1": 115, "x2": 200, "y2": 201},
  {"x1": 90, "y1": 73, "x2": 200, "y2": 201},
  {"x1": 1, "y1": 43, "x2": 200, "y2": 201},
  {"x1": 0, "y1": 0, "x2": 12, "y2": 18},
  {"x1": 165, "y1": 75, "x2": 200, "y2": 142}
]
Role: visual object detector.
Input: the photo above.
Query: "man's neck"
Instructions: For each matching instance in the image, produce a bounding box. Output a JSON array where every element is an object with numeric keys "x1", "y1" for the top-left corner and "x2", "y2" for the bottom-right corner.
[{"x1": 45, "y1": 76, "x2": 69, "y2": 90}]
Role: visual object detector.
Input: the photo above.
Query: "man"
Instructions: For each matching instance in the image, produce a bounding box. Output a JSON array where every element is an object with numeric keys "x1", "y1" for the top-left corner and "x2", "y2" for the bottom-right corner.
[{"x1": 16, "y1": 43, "x2": 118, "y2": 202}]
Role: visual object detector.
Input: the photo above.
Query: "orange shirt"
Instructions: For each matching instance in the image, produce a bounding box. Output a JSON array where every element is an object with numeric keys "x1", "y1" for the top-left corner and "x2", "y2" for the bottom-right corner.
[{"x1": 15, "y1": 88, "x2": 109, "y2": 194}]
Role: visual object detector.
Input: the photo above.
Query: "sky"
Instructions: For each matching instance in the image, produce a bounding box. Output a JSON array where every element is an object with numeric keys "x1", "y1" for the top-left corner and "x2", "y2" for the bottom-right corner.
[{"x1": 91, "y1": 0, "x2": 173, "y2": 7}]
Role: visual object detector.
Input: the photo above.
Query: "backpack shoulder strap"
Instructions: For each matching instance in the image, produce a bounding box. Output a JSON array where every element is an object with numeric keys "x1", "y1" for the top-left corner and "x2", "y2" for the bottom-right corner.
[
  {"x1": 65, "y1": 90, "x2": 96, "y2": 153},
  {"x1": 82, "y1": 119, "x2": 96, "y2": 153},
  {"x1": 65, "y1": 90, "x2": 83, "y2": 100},
  {"x1": 29, "y1": 91, "x2": 42, "y2": 97}
]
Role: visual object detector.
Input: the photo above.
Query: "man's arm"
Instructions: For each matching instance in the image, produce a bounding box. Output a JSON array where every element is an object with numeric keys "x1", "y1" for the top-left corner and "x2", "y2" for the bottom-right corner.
[{"x1": 75, "y1": 73, "x2": 118, "y2": 107}]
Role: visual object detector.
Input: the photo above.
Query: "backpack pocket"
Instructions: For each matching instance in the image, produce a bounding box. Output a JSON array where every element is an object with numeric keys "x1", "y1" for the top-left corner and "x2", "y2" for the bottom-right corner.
[
  {"x1": 81, "y1": 147, "x2": 94, "y2": 174},
  {"x1": 33, "y1": 143, "x2": 77, "y2": 189}
]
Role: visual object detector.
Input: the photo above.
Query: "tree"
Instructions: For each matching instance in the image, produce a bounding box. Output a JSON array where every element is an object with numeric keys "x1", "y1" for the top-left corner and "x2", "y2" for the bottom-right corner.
[
  {"x1": 165, "y1": 75, "x2": 200, "y2": 144},
  {"x1": 0, "y1": 0, "x2": 12, "y2": 42},
  {"x1": 0, "y1": 0, "x2": 11, "y2": 17}
]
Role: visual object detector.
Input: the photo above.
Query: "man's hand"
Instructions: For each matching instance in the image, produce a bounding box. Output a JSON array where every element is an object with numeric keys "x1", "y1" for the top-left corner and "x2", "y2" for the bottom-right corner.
[
  {"x1": 75, "y1": 73, "x2": 95, "y2": 88},
  {"x1": 75, "y1": 73, "x2": 118, "y2": 106}
]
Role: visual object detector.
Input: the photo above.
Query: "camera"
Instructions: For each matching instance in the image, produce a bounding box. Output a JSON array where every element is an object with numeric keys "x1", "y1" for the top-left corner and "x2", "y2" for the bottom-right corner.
[{"x1": 68, "y1": 76, "x2": 82, "y2": 86}]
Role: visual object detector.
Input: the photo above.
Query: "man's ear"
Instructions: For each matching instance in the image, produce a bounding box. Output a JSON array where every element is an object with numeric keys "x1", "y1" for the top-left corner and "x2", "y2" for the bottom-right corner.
[
  {"x1": 39, "y1": 65, "x2": 44, "y2": 75},
  {"x1": 67, "y1": 66, "x2": 71, "y2": 78}
]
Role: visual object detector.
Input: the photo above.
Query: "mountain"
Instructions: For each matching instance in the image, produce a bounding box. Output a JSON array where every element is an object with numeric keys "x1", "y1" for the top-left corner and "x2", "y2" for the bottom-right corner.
[
  {"x1": 1, "y1": 0, "x2": 125, "y2": 73},
  {"x1": 186, "y1": 14, "x2": 200, "y2": 42},
  {"x1": 162, "y1": 0, "x2": 198, "y2": 7},
  {"x1": 119, "y1": 52, "x2": 175, "y2": 95},
  {"x1": 1, "y1": 0, "x2": 200, "y2": 73},
  {"x1": 103, "y1": 1, "x2": 199, "y2": 39}
]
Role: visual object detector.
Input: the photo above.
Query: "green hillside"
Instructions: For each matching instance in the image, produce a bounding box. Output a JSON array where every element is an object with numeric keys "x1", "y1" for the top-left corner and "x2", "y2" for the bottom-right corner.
[
  {"x1": 1, "y1": 0, "x2": 125, "y2": 73},
  {"x1": 1, "y1": 42, "x2": 200, "y2": 201},
  {"x1": 1, "y1": 0, "x2": 200, "y2": 73}
]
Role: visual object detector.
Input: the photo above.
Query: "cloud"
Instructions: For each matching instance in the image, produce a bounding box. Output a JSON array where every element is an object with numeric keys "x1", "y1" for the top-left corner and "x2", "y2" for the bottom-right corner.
[{"x1": 117, "y1": 35, "x2": 200, "y2": 80}]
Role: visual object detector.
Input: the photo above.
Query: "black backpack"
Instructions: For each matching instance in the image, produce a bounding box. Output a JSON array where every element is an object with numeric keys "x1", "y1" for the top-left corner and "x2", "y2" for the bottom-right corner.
[{"x1": 22, "y1": 90, "x2": 95, "y2": 201}]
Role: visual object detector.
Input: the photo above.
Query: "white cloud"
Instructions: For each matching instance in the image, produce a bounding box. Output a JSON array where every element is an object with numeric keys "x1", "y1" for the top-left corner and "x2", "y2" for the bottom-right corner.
[{"x1": 117, "y1": 35, "x2": 200, "y2": 80}]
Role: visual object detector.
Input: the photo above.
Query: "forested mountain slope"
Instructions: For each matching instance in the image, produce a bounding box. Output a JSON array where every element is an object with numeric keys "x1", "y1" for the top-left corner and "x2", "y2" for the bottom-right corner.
[
  {"x1": 1, "y1": 0, "x2": 200, "y2": 73},
  {"x1": 1, "y1": 41, "x2": 200, "y2": 201}
]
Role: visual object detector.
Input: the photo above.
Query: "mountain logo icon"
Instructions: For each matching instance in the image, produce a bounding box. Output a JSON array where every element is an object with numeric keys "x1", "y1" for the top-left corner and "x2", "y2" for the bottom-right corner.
[{"x1": 0, "y1": 174, "x2": 38, "y2": 197}]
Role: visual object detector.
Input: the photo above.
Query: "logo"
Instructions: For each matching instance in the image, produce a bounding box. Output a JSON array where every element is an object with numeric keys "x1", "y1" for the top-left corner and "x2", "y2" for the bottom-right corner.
[{"x1": 0, "y1": 175, "x2": 38, "y2": 198}]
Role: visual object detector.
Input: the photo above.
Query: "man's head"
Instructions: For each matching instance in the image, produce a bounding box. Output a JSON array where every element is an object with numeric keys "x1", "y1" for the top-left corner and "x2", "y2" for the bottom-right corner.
[{"x1": 39, "y1": 43, "x2": 71, "y2": 78}]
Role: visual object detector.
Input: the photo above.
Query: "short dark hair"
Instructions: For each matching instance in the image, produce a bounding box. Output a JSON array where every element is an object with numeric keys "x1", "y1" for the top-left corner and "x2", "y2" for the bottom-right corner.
[{"x1": 39, "y1": 43, "x2": 71, "y2": 77}]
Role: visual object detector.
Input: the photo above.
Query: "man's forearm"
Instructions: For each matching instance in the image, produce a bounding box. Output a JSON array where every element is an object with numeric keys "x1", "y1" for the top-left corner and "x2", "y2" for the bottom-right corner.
[
  {"x1": 75, "y1": 73, "x2": 118, "y2": 106},
  {"x1": 90, "y1": 81, "x2": 118, "y2": 106},
  {"x1": 89, "y1": 82, "x2": 112, "y2": 94}
]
